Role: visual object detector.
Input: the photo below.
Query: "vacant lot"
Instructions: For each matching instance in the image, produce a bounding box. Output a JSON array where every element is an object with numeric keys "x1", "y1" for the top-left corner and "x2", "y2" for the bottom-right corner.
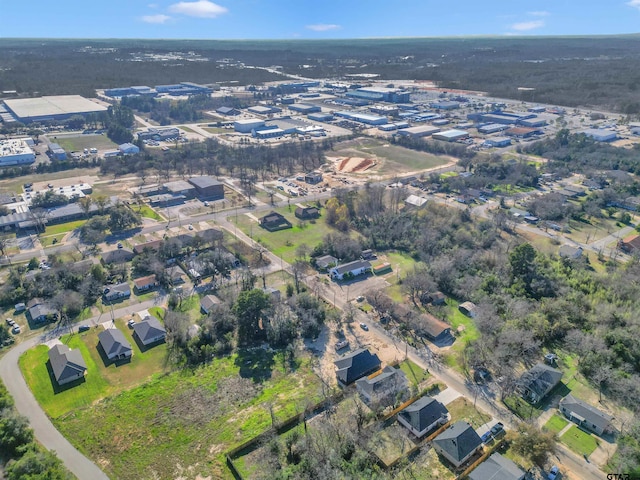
[
  {"x1": 20, "y1": 318, "x2": 169, "y2": 418},
  {"x1": 369, "y1": 419, "x2": 416, "y2": 466},
  {"x1": 447, "y1": 397, "x2": 491, "y2": 429},
  {"x1": 332, "y1": 138, "x2": 452, "y2": 174},
  {"x1": 54, "y1": 134, "x2": 118, "y2": 152},
  {"x1": 55, "y1": 349, "x2": 324, "y2": 480},
  {"x1": 397, "y1": 359, "x2": 430, "y2": 387},
  {"x1": 397, "y1": 446, "x2": 455, "y2": 480}
]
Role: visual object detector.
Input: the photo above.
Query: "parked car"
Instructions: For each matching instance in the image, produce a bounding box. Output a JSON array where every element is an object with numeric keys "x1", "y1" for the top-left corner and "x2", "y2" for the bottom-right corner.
[
  {"x1": 481, "y1": 431, "x2": 492, "y2": 443},
  {"x1": 359, "y1": 323, "x2": 369, "y2": 331},
  {"x1": 127, "y1": 319, "x2": 136, "y2": 328},
  {"x1": 11, "y1": 325, "x2": 21, "y2": 334},
  {"x1": 78, "y1": 325, "x2": 90, "y2": 333},
  {"x1": 5, "y1": 318, "x2": 14, "y2": 326},
  {"x1": 490, "y1": 422, "x2": 505, "y2": 437},
  {"x1": 335, "y1": 340, "x2": 349, "y2": 351},
  {"x1": 548, "y1": 466, "x2": 559, "y2": 480}
]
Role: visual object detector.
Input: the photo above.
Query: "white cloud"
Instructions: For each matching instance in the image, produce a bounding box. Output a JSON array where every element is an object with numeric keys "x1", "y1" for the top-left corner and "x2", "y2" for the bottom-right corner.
[
  {"x1": 306, "y1": 24, "x2": 341, "y2": 32},
  {"x1": 628, "y1": 0, "x2": 640, "y2": 10},
  {"x1": 527, "y1": 11, "x2": 550, "y2": 17},
  {"x1": 168, "y1": 0, "x2": 228, "y2": 18},
  {"x1": 142, "y1": 14, "x2": 172, "y2": 24},
  {"x1": 510, "y1": 20, "x2": 545, "y2": 32}
]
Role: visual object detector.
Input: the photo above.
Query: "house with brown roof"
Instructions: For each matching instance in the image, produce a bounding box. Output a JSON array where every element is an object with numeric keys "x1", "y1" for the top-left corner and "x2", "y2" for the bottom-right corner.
[
  {"x1": 419, "y1": 313, "x2": 452, "y2": 342},
  {"x1": 295, "y1": 205, "x2": 320, "y2": 220},
  {"x1": 619, "y1": 234, "x2": 640, "y2": 253},
  {"x1": 133, "y1": 274, "x2": 159, "y2": 293},
  {"x1": 134, "y1": 239, "x2": 163, "y2": 254}
]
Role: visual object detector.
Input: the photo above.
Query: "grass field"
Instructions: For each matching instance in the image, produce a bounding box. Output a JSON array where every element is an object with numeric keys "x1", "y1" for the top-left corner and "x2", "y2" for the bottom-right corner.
[
  {"x1": 0, "y1": 168, "x2": 99, "y2": 193},
  {"x1": 544, "y1": 414, "x2": 569, "y2": 434},
  {"x1": 446, "y1": 396, "x2": 491, "y2": 429},
  {"x1": 504, "y1": 395, "x2": 544, "y2": 420},
  {"x1": 55, "y1": 350, "x2": 323, "y2": 480},
  {"x1": 20, "y1": 319, "x2": 170, "y2": 419},
  {"x1": 560, "y1": 425, "x2": 599, "y2": 456},
  {"x1": 397, "y1": 359, "x2": 430, "y2": 387},
  {"x1": 131, "y1": 204, "x2": 164, "y2": 221},
  {"x1": 54, "y1": 134, "x2": 118, "y2": 152},
  {"x1": 397, "y1": 447, "x2": 455, "y2": 480},
  {"x1": 178, "y1": 125, "x2": 196, "y2": 133},
  {"x1": 41, "y1": 233, "x2": 66, "y2": 247},
  {"x1": 231, "y1": 206, "x2": 339, "y2": 263},
  {"x1": 43, "y1": 220, "x2": 86, "y2": 236},
  {"x1": 332, "y1": 138, "x2": 451, "y2": 174},
  {"x1": 369, "y1": 420, "x2": 416, "y2": 466}
]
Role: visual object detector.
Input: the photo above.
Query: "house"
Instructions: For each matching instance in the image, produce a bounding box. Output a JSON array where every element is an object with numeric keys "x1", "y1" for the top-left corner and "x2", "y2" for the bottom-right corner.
[
  {"x1": 430, "y1": 291, "x2": 446, "y2": 306},
  {"x1": 329, "y1": 260, "x2": 372, "y2": 281},
  {"x1": 361, "y1": 249, "x2": 375, "y2": 260},
  {"x1": 133, "y1": 274, "x2": 159, "y2": 293},
  {"x1": 619, "y1": 234, "x2": 640, "y2": 253},
  {"x1": 27, "y1": 298, "x2": 58, "y2": 324},
  {"x1": 48, "y1": 344, "x2": 87, "y2": 386},
  {"x1": 334, "y1": 348, "x2": 381, "y2": 386},
  {"x1": 101, "y1": 248, "x2": 135, "y2": 264},
  {"x1": 518, "y1": 364, "x2": 563, "y2": 404},
  {"x1": 432, "y1": 421, "x2": 483, "y2": 468},
  {"x1": 259, "y1": 211, "x2": 292, "y2": 232},
  {"x1": 397, "y1": 396, "x2": 450, "y2": 438},
  {"x1": 405, "y1": 194, "x2": 428, "y2": 208},
  {"x1": 315, "y1": 254, "x2": 338, "y2": 271},
  {"x1": 200, "y1": 294, "x2": 221, "y2": 314},
  {"x1": 133, "y1": 239, "x2": 163, "y2": 254},
  {"x1": 559, "y1": 244, "x2": 583, "y2": 259},
  {"x1": 132, "y1": 317, "x2": 166, "y2": 346},
  {"x1": 14, "y1": 302, "x2": 26, "y2": 312},
  {"x1": 295, "y1": 205, "x2": 320, "y2": 220},
  {"x1": 459, "y1": 301, "x2": 478, "y2": 318},
  {"x1": 102, "y1": 282, "x2": 131, "y2": 302},
  {"x1": 356, "y1": 366, "x2": 408, "y2": 406},
  {"x1": 469, "y1": 453, "x2": 525, "y2": 480},
  {"x1": 98, "y1": 328, "x2": 132, "y2": 361},
  {"x1": 559, "y1": 394, "x2": 613, "y2": 436},
  {"x1": 419, "y1": 313, "x2": 452, "y2": 342},
  {"x1": 165, "y1": 265, "x2": 187, "y2": 285}
]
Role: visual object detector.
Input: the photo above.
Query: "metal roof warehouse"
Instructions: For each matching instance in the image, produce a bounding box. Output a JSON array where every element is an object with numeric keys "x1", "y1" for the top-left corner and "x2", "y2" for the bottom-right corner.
[{"x1": 3, "y1": 95, "x2": 108, "y2": 123}]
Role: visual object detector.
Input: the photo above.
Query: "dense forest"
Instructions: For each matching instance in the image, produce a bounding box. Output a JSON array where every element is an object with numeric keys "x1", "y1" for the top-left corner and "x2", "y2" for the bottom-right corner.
[{"x1": 3, "y1": 36, "x2": 640, "y2": 111}]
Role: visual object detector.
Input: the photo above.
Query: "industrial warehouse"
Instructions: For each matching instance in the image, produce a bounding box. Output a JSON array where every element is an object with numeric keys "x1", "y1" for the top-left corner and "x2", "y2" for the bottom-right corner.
[{"x1": 2, "y1": 95, "x2": 108, "y2": 124}]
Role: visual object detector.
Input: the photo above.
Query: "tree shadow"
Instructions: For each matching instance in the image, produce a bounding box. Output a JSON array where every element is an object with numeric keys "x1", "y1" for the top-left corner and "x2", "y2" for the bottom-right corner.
[
  {"x1": 45, "y1": 359, "x2": 86, "y2": 394},
  {"x1": 235, "y1": 348, "x2": 275, "y2": 383}
]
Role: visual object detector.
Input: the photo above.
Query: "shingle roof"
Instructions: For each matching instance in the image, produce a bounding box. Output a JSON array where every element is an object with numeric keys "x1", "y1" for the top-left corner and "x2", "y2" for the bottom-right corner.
[
  {"x1": 332, "y1": 260, "x2": 372, "y2": 276},
  {"x1": 356, "y1": 365, "x2": 406, "y2": 396},
  {"x1": 48, "y1": 344, "x2": 87, "y2": 384},
  {"x1": 420, "y1": 313, "x2": 451, "y2": 339},
  {"x1": 334, "y1": 348, "x2": 381, "y2": 385},
  {"x1": 469, "y1": 453, "x2": 525, "y2": 480},
  {"x1": 398, "y1": 396, "x2": 449, "y2": 433},
  {"x1": 98, "y1": 329, "x2": 132, "y2": 358},
  {"x1": 519, "y1": 364, "x2": 563, "y2": 399},
  {"x1": 132, "y1": 317, "x2": 166, "y2": 343},
  {"x1": 560, "y1": 394, "x2": 613, "y2": 432},
  {"x1": 433, "y1": 421, "x2": 482, "y2": 464}
]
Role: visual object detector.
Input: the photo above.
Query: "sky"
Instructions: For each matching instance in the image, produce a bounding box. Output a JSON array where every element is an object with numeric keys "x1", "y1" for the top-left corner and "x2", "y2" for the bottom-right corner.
[{"x1": 1, "y1": 0, "x2": 640, "y2": 39}]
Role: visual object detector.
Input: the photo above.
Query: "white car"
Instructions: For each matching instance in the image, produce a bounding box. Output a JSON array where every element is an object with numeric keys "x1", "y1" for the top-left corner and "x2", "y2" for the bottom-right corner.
[{"x1": 12, "y1": 325, "x2": 21, "y2": 334}]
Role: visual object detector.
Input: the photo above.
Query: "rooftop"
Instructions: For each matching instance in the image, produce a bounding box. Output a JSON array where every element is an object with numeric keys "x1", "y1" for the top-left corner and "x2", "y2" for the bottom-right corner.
[{"x1": 4, "y1": 95, "x2": 107, "y2": 118}]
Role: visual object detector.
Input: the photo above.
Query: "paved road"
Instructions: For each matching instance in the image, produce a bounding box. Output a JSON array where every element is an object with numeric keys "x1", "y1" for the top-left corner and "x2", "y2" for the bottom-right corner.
[{"x1": 0, "y1": 298, "x2": 163, "y2": 480}]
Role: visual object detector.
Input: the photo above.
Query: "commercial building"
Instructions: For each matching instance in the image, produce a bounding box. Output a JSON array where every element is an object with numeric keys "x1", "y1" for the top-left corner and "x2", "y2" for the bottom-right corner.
[
  {"x1": 581, "y1": 129, "x2": 617, "y2": 142},
  {"x1": 335, "y1": 111, "x2": 387, "y2": 126},
  {"x1": 216, "y1": 106, "x2": 240, "y2": 116},
  {"x1": 247, "y1": 105, "x2": 282, "y2": 115},
  {"x1": 155, "y1": 82, "x2": 212, "y2": 96},
  {"x1": 0, "y1": 138, "x2": 36, "y2": 166},
  {"x1": 484, "y1": 137, "x2": 512, "y2": 148},
  {"x1": 187, "y1": 176, "x2": 224, "y2": 199},
  {"x1": 48, "y1": 143, "x2": 67, "y2": 161},
  {"x1": 477, "y1": 123, "x2": 509, "y2": 134},
  {"x1": 308, "y1": 112, "x2": 334, "y2": 122},
  {"x1": 505, "y1": 126, "x2": 541, "y2": 138},
  {"x1": 346, "y1": 87, "x2": 410, "y2": 103},
  {"x1": 3, "y1": 95, "x2": 108, "y2": 124},
  {"x1": 104, "y1": 86, "x2": 156, "y2": 98},
  {"x1": 370, "y1": 105, "x2": 399, "y2": 116},
  {"x1": 397, "y1": 125, "x2": 441, "y2": 138},
  {"x1": 255, "y1": 128, "x2": 285, "y2": 139},
  {"x1": 431, "y1": 101, "x2": 460, "y2": 110},
  {"x1": 164, "y1": 180, "x2": 196, "y2": 198},
  {"x1": 137, "y1": 127, "x2": 180, "y2": 141},
  {"x1": 288, "y1": 103, "x2": 321, "y2": 114},
  {"x1": 433, "y1": 129, "x2": 469, "y2": 142},
  {"x1": 118, "y1": 143, "x2": 140, "y2": 155},
  {"x1": 234, "y1": 118, "x2": 266, "y2": 133}
]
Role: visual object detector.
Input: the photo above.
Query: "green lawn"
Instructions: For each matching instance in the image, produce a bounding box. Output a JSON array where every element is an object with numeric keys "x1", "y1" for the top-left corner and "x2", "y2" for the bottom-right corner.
[
  {"x1": 41, "y1": 233, "x2": 66, "y2": 247},
  {"x1": 397, "y1": 359, "x2": 430, "y2": 387},
  {"x1": 132, "y1": 204, "x2": 164, "y2": 221},
  {"x1": 446, "y1": 397, "x2": 491, "y2": 429},
  {"x1": 504, "y1": 395, "x2": 544, "y2": 420},
  {"x1": 53, "y1": 134, "x2": 118, "y2": 152},
  {"x1": 544, "y1": 414, "x2": 569, "y2": 434},
  {"x1": 43, "y1": 220, "x2": 86, "y2": 236},
  {"x1": 55, "y1": 350, "x2": 323, "y2": 480},
  {"x1": 20, "y1": 319, "x2": 170, "y2": 419},
  {"x1": 560, "y1": 425, "x2": 599, "y2": 456},
  {"x1": 231, "y1": 206, "x2": 338, "y2": 263}
]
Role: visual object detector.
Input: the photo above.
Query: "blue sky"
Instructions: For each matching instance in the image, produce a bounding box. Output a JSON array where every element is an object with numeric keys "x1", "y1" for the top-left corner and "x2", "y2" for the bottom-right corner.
[{"x1": 1, "y1": 0, "x2": 640, "y2": 39}]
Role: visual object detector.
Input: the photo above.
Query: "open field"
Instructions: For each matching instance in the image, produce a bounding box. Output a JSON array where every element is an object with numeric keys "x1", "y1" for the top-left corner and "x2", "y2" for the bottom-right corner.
[
  {"x1": 20, "y1": 318, "x2": 170, "y2": 419},
  {"x1": 53, "y1": 134, "x2": 118, "y2": 152},
  {"x1": 332, "y1": 138, "x2": 452, "y2": 174},
  {"x1": 0, "y1": 168, "x2": 100, "y2": 193},
  {"x1": 43, "y1": 220, "x2": 86, "y2": 236},
  {"x1": 131, "y1": 204, "x2": 164, "y2": 221},
  {"x1": 397, "y1": 359, "x2": 430, "y2": 387},
  {"x1": 396, "y1": 447, "x2": 455, "y2": 480},
  {"x1": 55, "y1": 349, "x2": 324, "y2": 480},
  {"x1": 560, "y1": 425, "x2": 599, "y2": 456}
]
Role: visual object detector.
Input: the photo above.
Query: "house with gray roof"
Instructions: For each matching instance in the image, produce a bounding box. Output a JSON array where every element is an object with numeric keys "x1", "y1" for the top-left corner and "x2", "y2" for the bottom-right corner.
[
  {"x1": 329, "y1": 260, "x2": 372, "y2": 281},
  {"x1": 356, "y1": 366, "x2": 408, "y2": 407},
  {"x1": 27, "y1": 298, "x2": 58, "y2": 324},
  {"x1": 517, "y1": 364, "x2": 563, "y2": 404},
  {"x1": 98, "y1": 328, "x2": 132, "y2": 362},
  {"x1": 469, "y1": 452, "x2": 525, "y2": 480},
  {"x1": 101, "y1": 248, "x2": 135, "y2": 264},
  {"x1": 132, "y1": 317, "x2": 166, "y2": 346},
  {"x1": 432, "y1": 421, "x2": 483, "y2": 468},
  {"x1": 315, "y1": 254, "x2": 338, "y2": 271},
  {"x1": 200, "y1": 294, "x2": 221, "y2": 314},
  {"x1": 334, "y1": 348, "x2": 381, "y2": 387},
  {"x1": 102, "y1": 282, "x2": 131, "y2": 302},
  {"x1": 48, "y1": 344, "x2": 87, "y2": 386},
  {"x1": 397, "y1": 396, "x2": 450, "y2": 438},
  {"x1": 559, "y1": 394, "x2": 613, "y2": 436}
]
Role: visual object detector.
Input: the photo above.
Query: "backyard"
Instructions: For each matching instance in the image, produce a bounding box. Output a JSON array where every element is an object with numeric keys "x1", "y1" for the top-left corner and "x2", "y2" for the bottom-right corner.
[{"x1": 54, "y1": 349, "x2": 324, "y2": 480}]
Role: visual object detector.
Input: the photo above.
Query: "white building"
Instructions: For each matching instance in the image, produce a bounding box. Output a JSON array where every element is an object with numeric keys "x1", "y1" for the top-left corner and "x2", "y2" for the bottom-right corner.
[
  {"x1": 234, "y1": 118, "x2": 266, "y2": 133},
  {"x1": 0, "y1": 138, "x2": 36, "y2": 166}
]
